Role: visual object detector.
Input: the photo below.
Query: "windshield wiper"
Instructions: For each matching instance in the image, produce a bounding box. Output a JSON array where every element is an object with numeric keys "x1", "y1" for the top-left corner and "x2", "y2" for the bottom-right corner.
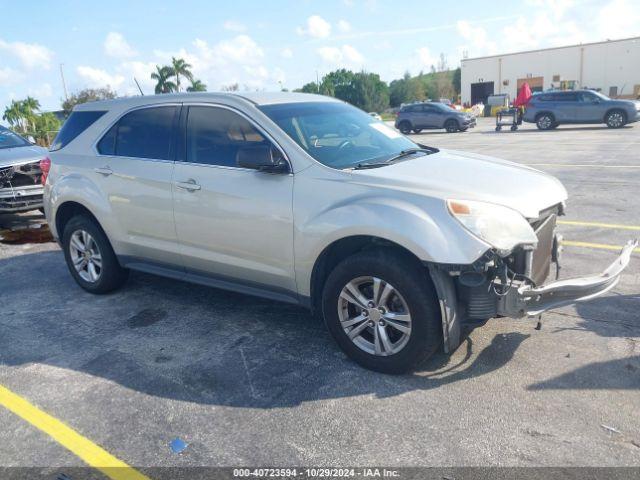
[
  {"x1": 383, "y1": 147, "x2": 435, "y2": 164},
  {"x1": 350, "y1": 146, "x2": 438, "y2": 170}
]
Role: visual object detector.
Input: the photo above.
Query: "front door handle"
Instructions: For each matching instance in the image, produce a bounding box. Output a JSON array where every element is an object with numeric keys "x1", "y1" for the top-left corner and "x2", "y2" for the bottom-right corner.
[
  {"x1": 94, "y1": 166, "x2": 113, "y2": 176},
  {"x1": 175, "y1": 179, "x2": 201, "y2": 191}
]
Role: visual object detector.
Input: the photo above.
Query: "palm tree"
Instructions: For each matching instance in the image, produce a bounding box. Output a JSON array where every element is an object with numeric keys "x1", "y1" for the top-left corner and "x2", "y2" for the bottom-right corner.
[
  {"x1": 3, "y1": 100, "x2": 28, "y2": 133},
  {"x1": 21, "y1": 96, "x2": 40, "y2": 132},
  {"x1": 171, "y1": 57, "x2": 193, "y2": 92},
  {"x1": 151, "y1": 65, "x2": 176, "y2": 94},
  {"x1": 186, "y1": 79, "x2": 207, "y2": 92}
]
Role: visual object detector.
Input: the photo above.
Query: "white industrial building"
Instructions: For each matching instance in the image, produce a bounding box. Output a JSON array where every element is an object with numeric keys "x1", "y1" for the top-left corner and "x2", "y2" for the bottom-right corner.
[{"x1": 460, "y1": 36, "x2": 640, "y2": 105}]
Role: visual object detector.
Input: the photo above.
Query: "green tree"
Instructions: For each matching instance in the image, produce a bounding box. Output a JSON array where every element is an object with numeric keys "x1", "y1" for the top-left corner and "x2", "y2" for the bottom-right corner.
[
  {"x1": 33, "y1": 112, "x2": 61, "y2": 146},
  {"x1": 452, "y1": 67, "x2": 461, "y2": 95},
  {"x1": 3, "y1": 100, "x2": 26, "y2": 132},
  {"x1": 171, "y1": 57, "x2": 193, "y2": 92},
  {"x1": 186, "y1": 79, "x2": 207, "y2": 92},
  {"x1": 297, "y1": 82, "x2": 319, "y2": 93},
  {"x1": 151, "y1": 65, "x2": 177, "y2": 94},
  {"x1": 62, "y1": 87, "x2": 117, "y2": 116}
]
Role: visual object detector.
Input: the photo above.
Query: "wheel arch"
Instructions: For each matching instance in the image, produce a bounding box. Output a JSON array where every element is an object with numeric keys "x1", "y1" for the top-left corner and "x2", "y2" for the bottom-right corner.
[
  {"x1": 535, "y1": 110, "x2": 555, "y2": 122},
  {"x1": 308, "y1": 235, "x2": 425, "y2": 318},
  {"x1": 604, "y1": 107, "x2": 627, "y2": 123},
  {"x1": 55, "y1": 201, "x2": 103, "y2": 241}
]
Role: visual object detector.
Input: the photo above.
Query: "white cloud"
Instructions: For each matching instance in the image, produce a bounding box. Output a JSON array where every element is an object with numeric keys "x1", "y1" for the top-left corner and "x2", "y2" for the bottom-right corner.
[
  {"x1": 153, "y1": 35, "x2": 283, "y2": 90},
  {"x1": 416, "y1": 47, "x2": 437, "y2": 69},
  {"x1": 456, "y1": 20, "x2": 498, "y2": 56},
  {"x1": 28, "y1": 83, "x2": 53, "y2": 98},
  {"x1": 597, "y1": 0, "x2": 639, "y2": 39},
  {"x1": 76, "y1": 66, "x2": 125, "y2": 89},
  {"x1": 317, "y1": 44, "x2": 364, "y2": 66},
  {"x1": 297, "y1": 15, "x2": 332, "y2": 38},
  {"x1": 104, "y1": 32, "x2": 137, "y2": 59},
  {"x1": 0, "y1": 67, "x2": 24, "y2": 86},
  {"x1": 280, "y1": 47, "x2": 293, "y2": 59},
  {"x1": 337, "y1": 20, "x2": 351, "y2": 33},
  {"x1": 0, "y1": 39, "x2": 53, "y2": 69},
  {"x1": 223, "y1": 20, "x2": 247, "y2": 32}
]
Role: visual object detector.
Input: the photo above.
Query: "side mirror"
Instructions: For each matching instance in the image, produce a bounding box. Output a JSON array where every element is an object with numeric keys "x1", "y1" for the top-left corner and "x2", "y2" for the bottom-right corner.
[{"x1": 236, "y1": 145, "x2": 289, "y2": 174}]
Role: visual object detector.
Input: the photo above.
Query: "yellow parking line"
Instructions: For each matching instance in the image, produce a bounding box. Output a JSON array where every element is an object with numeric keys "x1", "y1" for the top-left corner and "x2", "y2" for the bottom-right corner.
[
  {"x1": 558, "y1": 220, "x2": 640, "y2": 231},
  {"x1": 0, "y1": 384, "x2": 150, "y2": 480},
  {"x1": 562, "y1": 240, "x2": 640, "y2": 253}
]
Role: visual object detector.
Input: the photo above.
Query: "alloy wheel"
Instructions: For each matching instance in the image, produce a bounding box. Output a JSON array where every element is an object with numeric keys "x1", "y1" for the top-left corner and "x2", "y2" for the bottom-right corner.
[
  {"x1": 537, "y1": 115, "x2": 552, "y2": 130},
  {"x1": 69, "y1": 229, "x2": 103, "y2": 283},
  {"x1": 607, "y1": 112, "x2": 624, "y2": 128},
  {"x1": 338, "y1": 276, "x2": 412, "y2": 356}
]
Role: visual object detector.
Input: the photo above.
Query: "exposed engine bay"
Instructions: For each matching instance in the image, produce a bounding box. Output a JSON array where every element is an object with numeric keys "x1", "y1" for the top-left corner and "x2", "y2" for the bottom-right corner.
[
  {"x1": 428, "y1": 203, "x2": 637, "y2": 353},
  {"x1": 0, "y1": 160, "x2": 44, "y2": 213}
]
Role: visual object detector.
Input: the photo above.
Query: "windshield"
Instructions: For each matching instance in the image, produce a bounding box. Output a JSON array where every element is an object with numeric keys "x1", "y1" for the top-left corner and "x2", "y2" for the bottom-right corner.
[
  {"x1": 0, "y1": 126, "x2": 30, "y2": 149},
  {"x1": 434, "y1": 102, "x2": 456, "y2": 112},
  {"x1": 259, "y1": 101, "x2": 418, "y2": 169},
  {"x1": 590, "y1": 90, "x2": 610, "y2": 101}
]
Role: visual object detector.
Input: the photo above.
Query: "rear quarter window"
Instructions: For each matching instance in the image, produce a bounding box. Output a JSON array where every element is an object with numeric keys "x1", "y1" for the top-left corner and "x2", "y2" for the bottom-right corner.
[{"x1": 50, "y1": 111, "x2": 106, "y2": 151}]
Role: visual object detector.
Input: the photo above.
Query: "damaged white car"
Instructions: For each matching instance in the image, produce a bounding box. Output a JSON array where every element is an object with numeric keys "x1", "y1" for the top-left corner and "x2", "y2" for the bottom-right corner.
[
  {"x1": 44, "y1": 93, "x2": 637, "y2": 373},
  {"x1": 0, "y1": 125, "x2": 48, "y2": 213}
]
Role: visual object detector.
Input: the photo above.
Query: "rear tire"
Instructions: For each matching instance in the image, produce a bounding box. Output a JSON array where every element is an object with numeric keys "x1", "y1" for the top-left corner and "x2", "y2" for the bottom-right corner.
[
  {"x1": 62, "y1": 215, "x2": 128, "y2": 294},
  {"x1": 322, "y1": 248, "x2": 442, "y2": 374},
  {"x1": 536, "y1": 113, "x2": 555, "y2": 130},
  {"x1": 605, "y1": 109, "x2": 626, "y2": 128},
  {"x1": 445, "y1": 119, "x2": 459, "y2": 133},
  {"x1": 398, "y1": 121, "x2": 412, "y2": 135}
]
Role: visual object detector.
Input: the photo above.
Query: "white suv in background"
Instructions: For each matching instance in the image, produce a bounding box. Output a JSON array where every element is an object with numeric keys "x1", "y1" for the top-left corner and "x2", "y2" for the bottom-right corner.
[{"x1": 44, "y1": 92, "x2": 636, "y2": 373}]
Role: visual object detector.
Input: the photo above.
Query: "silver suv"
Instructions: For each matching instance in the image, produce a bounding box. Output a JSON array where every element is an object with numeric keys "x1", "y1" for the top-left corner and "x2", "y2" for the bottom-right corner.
[{"x1": 44, "y1": 92, "x2": 636, "y2": 373}]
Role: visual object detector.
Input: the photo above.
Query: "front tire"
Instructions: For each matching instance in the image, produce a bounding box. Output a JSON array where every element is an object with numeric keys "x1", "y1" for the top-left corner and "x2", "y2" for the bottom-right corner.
[
  {"x1": 62, "y1": 215, "x2": 128, "y2": 294},
  {"x1": 605, "y1": 109, "x2": 626, "y2": 128},
  {"x1": 444, "y1": 119, "x2": 459, "y2": 133},
  {"x1": 322, "y1": 249, "x2": 442, "y2": 374},
  {"x1": 398, "y1": 121, "x2": 412, "y2": 135},
  {"x1": 412, "y1": 128, "x2": 423, "y2": 134}
]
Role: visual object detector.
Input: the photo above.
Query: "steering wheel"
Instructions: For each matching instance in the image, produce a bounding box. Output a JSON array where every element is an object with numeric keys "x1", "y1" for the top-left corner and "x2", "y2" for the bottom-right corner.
[{"x1": 337, "y1": 140, "x2": 354, "y2": 151}]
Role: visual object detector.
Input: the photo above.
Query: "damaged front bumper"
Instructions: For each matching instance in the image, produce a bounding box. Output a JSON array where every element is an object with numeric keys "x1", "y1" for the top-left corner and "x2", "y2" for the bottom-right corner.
[
  {"x1": 498, "y1": 239, "x2": 637, "y2": 318},
  {"x1": 0, "y1": 160, "x2": 44, "y2": 213},
  {"x1": 429, "y1": 238, "x2": 637, "y2": 354}
]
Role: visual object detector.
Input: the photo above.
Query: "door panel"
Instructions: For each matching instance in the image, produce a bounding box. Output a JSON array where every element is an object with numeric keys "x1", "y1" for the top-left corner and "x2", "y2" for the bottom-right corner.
[
  {"x1": 93, "y1": 105, "x2": 181, "y2": 266},
  {"x1": 575, "y1": 92, "x2": 605, "y2": 122},
  {"x1": 172, "y1": 105, "x2": 296, "y2": 293}
]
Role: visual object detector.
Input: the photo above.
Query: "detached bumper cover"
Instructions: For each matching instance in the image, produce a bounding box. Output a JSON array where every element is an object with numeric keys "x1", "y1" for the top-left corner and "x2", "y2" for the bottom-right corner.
[{"x1": 498, "y1": 240, "x2": 637, "y2": 317}]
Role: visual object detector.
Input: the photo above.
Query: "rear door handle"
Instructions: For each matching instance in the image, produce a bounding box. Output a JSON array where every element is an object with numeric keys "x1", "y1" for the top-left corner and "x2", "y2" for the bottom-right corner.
[
  {"x1": 94, "y1": 166, "x2": 113, "y2": 176},
  {"x1": 175, "y1": 179, "x2": 201, "y2": 191}
]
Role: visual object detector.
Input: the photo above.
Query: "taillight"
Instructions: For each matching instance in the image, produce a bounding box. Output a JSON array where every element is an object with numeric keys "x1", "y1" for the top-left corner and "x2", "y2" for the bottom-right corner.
[{"x1": 40, "y1": 157, "x2": 51, "y2": 185}]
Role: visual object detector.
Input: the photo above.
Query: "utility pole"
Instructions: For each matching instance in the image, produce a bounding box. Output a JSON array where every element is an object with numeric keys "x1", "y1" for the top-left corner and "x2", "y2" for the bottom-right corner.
[
  {"x1": 316, "y1": 70, "x2": 320, "y2": 93},
  {"x1": 59, "y1": 64, "x2": 69, "y2": 101},
  {"x1": 134, "y1": 77, "x2": 144, "y2": 95}
]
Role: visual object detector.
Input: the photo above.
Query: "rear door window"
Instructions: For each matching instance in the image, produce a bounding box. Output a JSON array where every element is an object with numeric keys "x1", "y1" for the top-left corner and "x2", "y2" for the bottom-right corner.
[
  {"x1": 50, "y1": 111, "x2": 106, "y2": 151},
  {"x1": 114, "y1": 106, "x2": 177, "y2": 160}
]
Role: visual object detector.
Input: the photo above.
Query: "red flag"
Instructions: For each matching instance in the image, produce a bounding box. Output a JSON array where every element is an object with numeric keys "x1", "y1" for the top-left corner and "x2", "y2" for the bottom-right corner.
[{"x1": 514, "y1": 82, "x2": 533, "y2": 107}]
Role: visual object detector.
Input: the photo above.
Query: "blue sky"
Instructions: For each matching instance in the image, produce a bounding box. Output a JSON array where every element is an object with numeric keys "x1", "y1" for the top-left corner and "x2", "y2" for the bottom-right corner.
[{"x1": 1, "y1": 0, "x2": 638, "y2": 115}]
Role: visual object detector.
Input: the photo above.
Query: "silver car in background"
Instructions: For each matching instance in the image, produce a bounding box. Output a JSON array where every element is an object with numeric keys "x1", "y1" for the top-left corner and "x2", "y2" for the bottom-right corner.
[
  {"x1": 0, "y1": 126, "x2": 48, "y2": 213},
  {"x1": 44, "y1": 92, "x2": 635, "y2": 373}
]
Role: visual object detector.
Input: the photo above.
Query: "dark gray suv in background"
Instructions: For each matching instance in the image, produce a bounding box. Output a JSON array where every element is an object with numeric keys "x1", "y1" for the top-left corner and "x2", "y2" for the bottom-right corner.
[
  {"x1": 523, "y1": 90, "x2": 640, "y2": 130},
  {"x1": 395, "y1": 102, "x2": 476, "y2": 134}
]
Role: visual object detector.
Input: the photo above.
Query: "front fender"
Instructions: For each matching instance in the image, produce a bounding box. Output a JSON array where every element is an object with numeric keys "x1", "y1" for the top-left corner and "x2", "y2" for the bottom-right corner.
[{"x1": 294, "y1": 194, "x2": 490, "y2": 297}]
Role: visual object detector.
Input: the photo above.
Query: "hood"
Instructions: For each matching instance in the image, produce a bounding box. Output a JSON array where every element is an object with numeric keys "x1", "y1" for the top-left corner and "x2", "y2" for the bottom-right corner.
[
  {"x1": 351, "y1": 149, "x2": 567, "y2": 219},
  {"x1": 0, "y1": 145, "x2": 48, "y2": 169}
]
